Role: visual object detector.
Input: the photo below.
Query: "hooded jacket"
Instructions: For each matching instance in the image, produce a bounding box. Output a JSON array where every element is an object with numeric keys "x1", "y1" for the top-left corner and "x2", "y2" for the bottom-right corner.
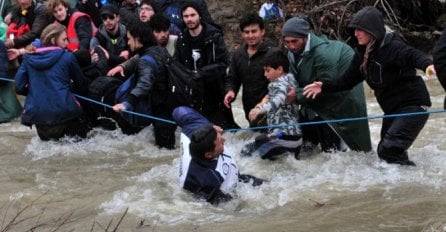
[
  {"x1": 322, "y1": 6, "x2": 432, "y2": 114},
  {"x1": 288, "y1": 33, "x2": 372, "y2": 152},
  {"x1": 92, "y1": 23, "x2": 127, "y2": 67},
  {"x1": 15, "y1": 47, "x2": 89, "y2": 126}
]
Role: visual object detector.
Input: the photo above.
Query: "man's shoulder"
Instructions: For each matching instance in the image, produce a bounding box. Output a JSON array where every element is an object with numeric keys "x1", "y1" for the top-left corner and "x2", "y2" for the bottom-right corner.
[{"x1": 187, "y1": 159, "x2": 222, "y2": 184}]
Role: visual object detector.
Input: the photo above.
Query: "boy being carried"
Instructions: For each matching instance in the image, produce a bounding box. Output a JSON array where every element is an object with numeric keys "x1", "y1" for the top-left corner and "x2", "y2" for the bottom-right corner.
[{"x1": 242, "y1": 49, "x2": 302, "y2": 160}]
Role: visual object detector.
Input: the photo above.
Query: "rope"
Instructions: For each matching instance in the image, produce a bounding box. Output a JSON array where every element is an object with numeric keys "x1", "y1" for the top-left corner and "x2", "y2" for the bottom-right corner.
[
  {"x1": 73, "y1": 94, "x2": 177, "y2": 125},
  {"x1": 1, "y1": 76, "x2": 177, "y2": 125},
  {"x1": 2, "y1": 76, "x2": 444, "y2": 133}
]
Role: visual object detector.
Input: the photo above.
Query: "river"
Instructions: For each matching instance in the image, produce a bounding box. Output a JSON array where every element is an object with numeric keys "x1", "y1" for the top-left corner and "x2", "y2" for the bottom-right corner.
[{"x1": 1, "y1": 79, "x2": 446, "y2": 231}]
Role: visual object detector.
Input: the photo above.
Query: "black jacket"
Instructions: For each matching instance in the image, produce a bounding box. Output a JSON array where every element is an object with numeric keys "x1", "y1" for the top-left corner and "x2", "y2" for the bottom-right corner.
[
  {"x1": 323, "y1": 6, "x2": 432, "y2": 114},
  {"x1": 433, "y1": 27, "x2": 446, "y2": 92},
  {"x1": 126, "y1": 46, "x2": 171, "y2": 109},
  {"x1": 225, "y1": 41, "x2": 274, "y2": 121},
  {"x1": 10, "y1": 1, "x2": 51, "y2": 48},
  {"x1": 175, "y1": 22, "x2": 229, "y2": 114},
  {"x1": 92, "y1": 23, "x2": 128, "y2": 68}
]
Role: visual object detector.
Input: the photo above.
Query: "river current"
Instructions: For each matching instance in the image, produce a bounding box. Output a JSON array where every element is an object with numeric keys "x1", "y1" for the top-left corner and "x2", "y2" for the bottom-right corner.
[{"x1": 1, "y1": 80, "x2": 446, "y2": 231}]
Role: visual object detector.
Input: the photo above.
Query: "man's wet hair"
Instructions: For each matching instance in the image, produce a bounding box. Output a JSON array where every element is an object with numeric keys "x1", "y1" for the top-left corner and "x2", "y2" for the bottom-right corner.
[
  {"x1": 189, "y1": 124, "x2": 217, "y2": 160},
  {"x1": 149, "y1": 13, "x2": 170, "y2": 32},
  {"x1": 239, "y1": 13, "x2": 265, "y2": 31},
  {"x1": 262, "y1": 49, "x2": 289, "y2": 73},
  {"x1": 127, "y1": 19, "x2": 156, "y2": 47}
]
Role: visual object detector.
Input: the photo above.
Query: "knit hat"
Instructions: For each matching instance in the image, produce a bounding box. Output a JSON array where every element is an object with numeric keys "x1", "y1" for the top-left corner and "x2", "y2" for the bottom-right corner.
[
  {"x1": 282, "y1": 17, "x2": 310, "y2": 38},
  {"x1": 181, "y1": 1, "x2": 202, "y2": 18}
]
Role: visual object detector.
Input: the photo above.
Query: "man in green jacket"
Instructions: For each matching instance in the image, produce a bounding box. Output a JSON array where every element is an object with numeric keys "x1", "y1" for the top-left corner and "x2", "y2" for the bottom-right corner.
[{"x1": 282, "y1": 17, "x2": 371, "y2": 152}]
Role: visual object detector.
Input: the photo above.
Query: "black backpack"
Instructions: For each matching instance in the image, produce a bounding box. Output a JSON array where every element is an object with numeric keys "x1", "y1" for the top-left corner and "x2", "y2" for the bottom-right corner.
[{"x1": 144, "y1": 54, "x2": 203, "y2": 110}]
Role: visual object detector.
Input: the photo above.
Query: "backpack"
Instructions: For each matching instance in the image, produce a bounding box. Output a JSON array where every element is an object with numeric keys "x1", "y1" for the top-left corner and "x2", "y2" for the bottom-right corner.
[
  {"x1": 114, "y1": 55, "x2": 156, "y2": 127},
  {"x1": 164, "y1": 56, "x2": 203, "y2": 109},
  {"x1": 142, "y1": 52, "x2": 203, "y2": 110},
  {"x1": 88, "y1": 75, "x2": 124, "y2": 111}
]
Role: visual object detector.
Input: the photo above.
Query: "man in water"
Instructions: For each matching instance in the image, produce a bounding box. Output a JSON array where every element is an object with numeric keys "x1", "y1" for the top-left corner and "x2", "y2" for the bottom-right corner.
[{"x1": 173, "y1": 106, "x2": 263, "y2": 205}]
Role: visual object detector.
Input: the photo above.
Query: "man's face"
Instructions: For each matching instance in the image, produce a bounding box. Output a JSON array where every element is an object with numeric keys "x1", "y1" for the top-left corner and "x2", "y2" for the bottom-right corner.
[
  {"x1": 241, "y1": 24, "x2": 265, "y2": 47},
  {"x1": 101, "y1": 14, "x2": 119, "y2": 32},
  {"x1": 17, "y1": 0, "x2": 31, "y2": 9},
  {"x1": 153, "y1": 30, "x2": 169, "y2": 46},
  {"x1": 139, "y1": 4, "x2": 154, "y2": 23},
  {"x1": 182, "y1": 7, "x2": 200, "y2": 30},
  {"x1": 283, "y1": 36, "x2": 306, "y2": 54},
  {"x1": 207, "y1": 126, "x2": 225, "y2": 159},
  {"x1": 127, "y1": 31, "x2": 141, "y2": 52},
  {"x1": 52, "y1": 4, "x2": 68, "y2": 22}
]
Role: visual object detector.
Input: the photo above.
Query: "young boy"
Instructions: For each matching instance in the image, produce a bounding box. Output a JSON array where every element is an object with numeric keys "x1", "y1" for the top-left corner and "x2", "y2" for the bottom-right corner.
[{"x1": 242, "y1": 49, "x2": 302, "y2": 160}]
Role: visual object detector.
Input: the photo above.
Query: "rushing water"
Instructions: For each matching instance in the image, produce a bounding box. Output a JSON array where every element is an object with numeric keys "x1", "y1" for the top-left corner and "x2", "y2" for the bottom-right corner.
[{"x1": 1, "y1": 80, "x2": 446, "y2": 232}]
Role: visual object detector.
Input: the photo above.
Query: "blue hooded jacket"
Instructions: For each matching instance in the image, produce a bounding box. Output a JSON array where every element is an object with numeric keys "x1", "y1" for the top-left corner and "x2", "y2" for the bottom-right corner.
[{"x1": 15, "y1": 47, "x2": 88, "y2": 126}]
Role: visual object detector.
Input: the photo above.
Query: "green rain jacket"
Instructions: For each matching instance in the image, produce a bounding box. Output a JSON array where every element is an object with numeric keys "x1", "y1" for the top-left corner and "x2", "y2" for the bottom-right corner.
[{"x1": 288, "y1": 33, "x2": 372, "y2": 152}]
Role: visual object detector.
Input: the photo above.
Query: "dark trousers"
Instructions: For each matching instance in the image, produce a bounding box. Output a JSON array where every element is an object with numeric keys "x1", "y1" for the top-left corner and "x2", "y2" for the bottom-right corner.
[
  {"x1": 152, "y1": 106, "x2": 177, "y2": 149},
  {"x1": 300, "y1": 115, "x2": 343, "y2": 152},
  {"x1": 377, "y1": 105, "x2": 429, "y2": 164},
  {"x1": 35, "y1": 118, "x2": 91, "y2": 141}
]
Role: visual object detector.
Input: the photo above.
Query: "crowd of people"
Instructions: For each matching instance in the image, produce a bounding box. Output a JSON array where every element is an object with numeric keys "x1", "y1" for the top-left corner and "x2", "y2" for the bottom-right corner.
[{"x1": 0, "y1": 0, "x2": 445, "y2": 205}]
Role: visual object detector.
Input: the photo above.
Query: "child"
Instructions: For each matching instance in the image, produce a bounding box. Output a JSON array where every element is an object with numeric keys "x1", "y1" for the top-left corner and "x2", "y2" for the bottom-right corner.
[{"x1": 241, "y1": 49, "x2": 302, "y2": 160}]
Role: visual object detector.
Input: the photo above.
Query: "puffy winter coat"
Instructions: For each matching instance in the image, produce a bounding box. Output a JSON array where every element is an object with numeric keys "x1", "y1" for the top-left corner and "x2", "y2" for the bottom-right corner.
[{"x1": 15, "y1": 47, "x2": 89, "y2": 126}]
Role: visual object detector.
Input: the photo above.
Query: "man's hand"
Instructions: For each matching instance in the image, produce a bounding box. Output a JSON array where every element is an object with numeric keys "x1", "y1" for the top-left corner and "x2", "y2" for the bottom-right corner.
[
  {"x1": 223, "y1": 90, "x2": 235, "y2": 108},
  {"x1": 4, "y1": 38, "x2": 14, "y2": 49},
  {"x1": 248, "y1": 107, "x2": 261, "y2": 122},
  {"x1": 91, "y1": 52, "x2": 99, "y2": 62},
  {"x1": 425, "y1": 64, "x2": 436, "y2": 79},
  {"x1": 303, "y1": 81, "x2": 323, "y2": 99},
  {"x1": 7, "y1": 48, "x2": 21, "y2": 60},
  {"x1": 107, "y1": 65, "x2": 124, "y2": 77},
  {"x1": 112, "y1": 103, "x2": 126, "y2": 112},
  {"x1": 120, "y1": 50, "x2": 129, "y2": 60}
]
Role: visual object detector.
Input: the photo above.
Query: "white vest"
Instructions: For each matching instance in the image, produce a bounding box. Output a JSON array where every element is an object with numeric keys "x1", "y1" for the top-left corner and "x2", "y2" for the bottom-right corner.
[{"x1": 179, "y1": 133, "x2": 239, "y2": 194}]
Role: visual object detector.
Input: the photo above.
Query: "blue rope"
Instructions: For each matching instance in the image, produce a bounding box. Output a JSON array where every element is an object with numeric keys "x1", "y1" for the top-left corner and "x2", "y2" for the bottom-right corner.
[
  {"x1": 224, "y1": 109, "x2": 446, "y2": 133},
  {"x1": 2, "y1": 76, "x2": 445, "y2": 132},
  {"x1": 73, "y1": 94, "x2": 177, "y2": 125},
  {"x1": 1, "y1": 76, "x2": 176, "y2": 125}
]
